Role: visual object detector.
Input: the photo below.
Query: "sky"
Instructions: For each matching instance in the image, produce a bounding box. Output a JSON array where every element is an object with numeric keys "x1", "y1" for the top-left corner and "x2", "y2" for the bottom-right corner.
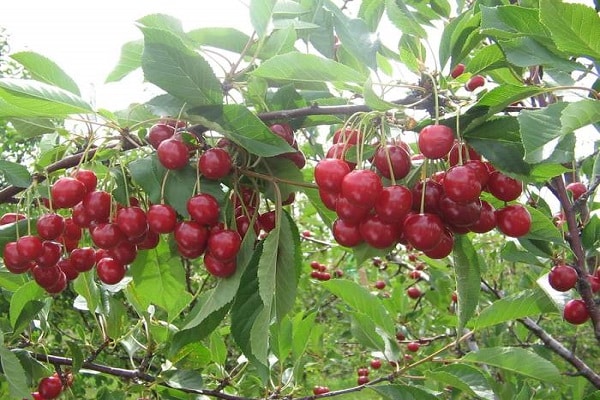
[{"x1": 0, "y1": 0, "x2": 255, "y2": 109}]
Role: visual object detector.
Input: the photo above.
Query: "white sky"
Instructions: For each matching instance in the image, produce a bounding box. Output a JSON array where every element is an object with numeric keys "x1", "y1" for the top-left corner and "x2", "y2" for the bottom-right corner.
[{"x1": 0, "y1": 0, "x2": 254, "y2": 109}]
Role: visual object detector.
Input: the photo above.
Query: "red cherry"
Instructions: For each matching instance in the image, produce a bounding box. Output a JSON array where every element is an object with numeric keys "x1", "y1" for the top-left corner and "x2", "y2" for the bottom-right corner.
[
  {"x1": 423, "y1": 229, "x2": 454, "y2": 259},
  {"x1": 443, "y1": 165, "x2": 482, "y2": 204},
  {"x1": 370, "y1": 359, "x2": 382, "y2": 369},
  {"x1": 198, "y1": 148, "x2": 232, "y2": 180},
  {"x1": 269, "y1": 123, "x2": 296, "y2": 146},
  {"x1": 357, "y1": 375, "x2": 370, "y2": 385},
  {"x1": 357, "y1": 367, "x2": 369, "y2": 376},
  {"x1": 235, "y1": 214, "x2": 259, "y2": 237},
  {"x1": 450, "y1": 63, "x2": 465, "y2": 78},
  {"x1": 407, "y1": 286, "x2": 422, "y2": 299},
  {"x1": 72, "y1": 169, "x2": 98, "y2": 193},
  {"x1": 258, "y1": 211, "x2": 276, "y2": 232},
  {"x1": 96, "y1": 257, "x2": 126, "y2": 285},
  {"x1": 589, "y1": 275, "x2": 600, "y2": 293},
  {"x1": 418, "y1": 125, "x2": 454, "y2": 159},
  {"x1": 109, "y1": 241, "x2": 138, "y2": 265},
  {"x1": 36, "y1": 213, "x2": 65, "y2": 241},
  {"x1": 438, "y1": 196, "x2": 481, "y2": 227},
  {"x1": 566, "y1": 182, "x2": 586, "y2": 200},
  {"x1": 411, "y1": 179, "x2": 443, "y2": 214},
  {"x1": 318, "y1": 189, "x2": 339, "y2": 211},
  {"x1": 495, "y1": 205, "x2": 531, "y2": 238},
  {"x1": 231, "y1": 187, "x2": 260, "y2": 209},
  {"x1": 466, "y1": 75, "x2": 485, "y2": 91},
  {"x1": 406, "y1": 341, "x2": 420, "y2": 352},
  {"x1": 563, "y1": 299, "x2": 589, "y2": 325},
  {"x1": 137, "y1": 230, "x2": 160, "y2": 250},
  {"x1": 147, "y1": 204, "x2": 177, "y2": 234},
  {"x1": 487, "y1": 171, "x2": 522, "y2": 202},
  {"x1": 374, "y1": 185, "x2": 412, "y2": 222},
  {"x1": 335, "y1": 195, "x2": 370, "y2": 224},
  {"x1": 403, "y1": 213, "x2": 444, "y2": 252},
  {"x1": 37, "y1": 376, "x2": 63, "y2": 399},
  {"x1": 174, "y1": 221, "x2": 209, "y2": 250},
  {"x1": 187, "y1": 193, "x2": 220, "y2": 226},
  {"x1": 332, "y1": 128, "x2": 361, "y2": 145},
  {"x1": 90, "y1": 223, "x2": 125, "y2": 249},
  {"x1": 70, "y1": 247, "x2": 96, "y2": 272},
  {"x1": 359, "y1": 214, "x2": 397, "y2": 249},
  {"x1": 279, "y1": 150, "x2": 306, "y2": 169},
  {"x1": 374, "y1": 280, "x2": 386, "y2": 290},
  {"x1": 51, "y1": 177, "x2": 87, "y2": 209},
  {"x1": 468, "y1": 201, "x2": 497, "y2": 233},
  {"x1": 332, "y1": 218, "x2": 363, "y2": 247},
  {"x1": 373, "y1": 144, "x2": 411, "y2": 180},
  {"x1": 71, "y1": 202, "x2": 93, "y2": 228},
  {"x1": 63, "y1": 218, "x2": 82, "y2": 241},
  {"x1": 548, "y1": 264, "x2": 578, "y2": 292},
  {"x1": 2, "y1": 241, "x2": 31, "y2": 273},
  {"x1": 16, "y1": 235, "x2": 44, "y2": 261},
  {"x1": 207, "y1": 229, "x2": 242, "y2": 261},
  {"x1": 32, "y1": 264, "x2": 62, "y2": 289},
  {"x1": 36, "y1": 241, "x2": 63, "y2": 268},
  {"x1": 341, "y1": 169, "x2": 383, "y2": 208},
  {"x1": 326, "y1": 142, "x2": 356, "y2": 170},
  {"x1": 314, "y1": 158, "x2": 351, "y2": 193},
  {"x1": 116, "y1": 206, "x2": 148, "y2": 238},
  {"x1": 57, "y1": 258, "x2": 79, "y2": 281},
  {"x1": 0, "y1": 212, "x2": 26, "y2": 225},
  {"x1": 204, "y1": 252, "x2": 237, "y2": 278},
  {"x1": 464, "y1": 160, "x2": 490, "y2": 187},
  {"x1": 157, "y1": 138, "x2": 190, "y2": 170},
  {"x1": 147, "y1": 123, "x2": 175, "y2": 149},
  {"x1": 447, "y1": 142, "x2": 481, "y2": 166},
  {"x1": 312, "y1": 386, "x2": 330, "y2": 395},
  {"x1": 83, "y1": 190, "x2": 112, "y2": 223}
]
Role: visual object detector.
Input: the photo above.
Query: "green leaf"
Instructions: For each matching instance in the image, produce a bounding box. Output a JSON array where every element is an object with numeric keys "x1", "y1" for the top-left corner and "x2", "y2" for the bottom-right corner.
[
  {"x1": 10, "y1": 51, "x2": 80, "y2": 95},
  {"x1": 501, "y1": 37, "x2": 585, "y2": 71},
  {"x1": 321, "y1": 280, "x2": 395, "y2": 336},
  {"x1": 427, "y1": 364, "x2": 494, "y2": 399},
  {"x1": 370, "y1": 384, "x2": 439, "y2": 400},
  {"x1": 291, "y1": 312, "x2": 316, "y2": 361},
  {"x1": 250, "y1": 0, "x2": 276, "y2": 38},
  {"x1": 359, "y1": 0, "x2": 385, "y2": 31},
  {"x1": 0, "y1": 346, "x2": 30, "y2": 399},
  {"x1": 480, "y1": 6, "x2": 550, "y2": 41},
  {"x1": 582, "y1": 215, "x2": 600, "y2": 251},
  {"x1": 461, "y1": 347, "x2": 561, "y2": 382},
  {"x1": 475, "y1": 85, "x2": 545, "y2": 117},
  {"x1": 474, "y1": 289, "x2": 556, "y2": 329},
  {"x1": 521, "y1": 206, "x2": 566, "y2": 246},
  {"x1": 8, "y1": 118, "x2": 56, "y2": 138},
  {"x1": 187, "y1": 104, "x2": 295, "y2": 157},
  {"x1": 251, "y1": 52, "x2": 366, "y2": 84},
  {"x1": 105, "y1": 40, "x2": 143, "y2": 83},
  {"x1": 0, "y1": 220, "x2": 28, "y2": 254},
  {"x1": 164, "y1": 369, "x2": 204, "y2": 391},
  {"x1": 187, "y1": 27, "x2": 252, "y2": 54},
  {"x1": 350, "y1": 311, "x2": 386, "y2": 350},
  {"x1": 259, "y1": 26, "x2": 297, "y2": 59},
  {"x1": 330, "y1": 9, "x2": 380, "y2": 70},
  {"x1": 439, "y1": 9, "x2": 482, "y2": 68},
  {"x1": 467, "y1": 44, "x2": 507, "y2": 75},
  {"x1": 500, "y1": 241, "x2": 544, "y2": 266},
  {"x1": 385, "y1": 0, "x2": 427, "y2": 38},
  {"x1": 399, "y1": 34, "x2": 426, "y2": 75},
  {"x1": 139, "y1": 26, "x2": 223, "y2": 107},
  {"x1": 73, "y1": 272, "x2": 101, "y2": 314},
  {"x1": 540, "y1": 0, "x2": 600, "y2": 60},
  {"x1": 0, "y1": 78, "x2": 93, "y2": 117},
  {"x1": 128, "y1": 156, "x2": 162, "y2": 205},
  {"x1": 67, "y1": 340, "x2": 84, "y2": 372},
  {"x1": 453, "y1": 235, "x2": 481, "y2": 335},
  {"x1": 9, "y1": 280, "x2": 45, "y2": 329},
  {"x1": 128, "y1": 241, "x2": 193, "y2": 321},
  {"x1": 0, "y1": 160, "x2": 32, "y2": 188}
]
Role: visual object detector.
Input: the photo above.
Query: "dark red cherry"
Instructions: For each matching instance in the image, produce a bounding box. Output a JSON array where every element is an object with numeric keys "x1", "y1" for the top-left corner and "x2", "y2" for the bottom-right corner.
[
  {"x1": 36, "y1": 213, "x2": 65, "y2": 240},
  {"x1": 198, "y1": 148, "x2": 232, "y2": 180},
  {"x1": 187, "y1": 193, "x2": 220, "y2": 226},
  {"x1": 204, "y1": 252, "x2": 237, "y2": 278},
  {"x1": 403, "y1": 213, "x2": 445, "y2": 251},
  {"x1": 341, "y1": 169, "x2": 383, "y2": 208},
  {"x1": 96, "y1": 257, "x2": 126, "y2": 285}
]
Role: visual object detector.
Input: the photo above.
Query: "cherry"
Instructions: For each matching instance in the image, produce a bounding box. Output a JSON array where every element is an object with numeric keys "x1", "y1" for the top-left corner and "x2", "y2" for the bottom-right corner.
[
  {"x1": 57, "y1": 258, "x2": 79, "y2": 281},
  {"x1": 204, "y1": 252, "x2": 237, "y2": 278},
  {"x1": 0, "y1": 212, "x2": 25, "y2": 225},
  {"x1": 443, "y1": 165, "x2": 482, "y2": 204},
  {"x1": 36, "y1": 241, "x2": 62, "y2": 268},
  {"x1": 314, "y1": 158, "x2": 350, "y2": 193},
  {"x1": 90, "y1": 222, "x2": 125, "y2": 249},
  {"x1": 332, "y1": 128, "x2": 361, "y2": 145},
  {"x1": 487, "y1": 171, "x2": 522, "y2": 202},
  {"x1": 30, "y1": 391, "x2": 44, "y2": 400},
  {"x1": 63, "y1": 218, "x2": 82, "y2": 241},
  {"x1": 207, "y1": 229, "x2": 242, "y2": 261},
  {"x1": 566, "y1": 182, "x2": 586, "y2": 200},
  {"x1": 468, "y1": 201, "x2": 496, "y2": 233},
  {"x1": 418, "y1": 125, "x2": 454, "y2": 159},
  {"x1": 438, "y1": 196, "x2": 481, "y2": 227},
  {"x1": 72, "y1": 169, "x2": 98, "y2": 193},
  {"x1": 157, "y1": 138, "x2": 190, "y2": 170},
  {"x1": 231, "y1": 187, "x2": 260, "y2": 209},
  {"x1": 370, "y1": 359, "x2": 382, "y2": 369},
  {"x1": 235, "y1": 214, "x2": 259, "y2": 237},
  {"x1": 279, "y1": 150, "x2": 306, "y2": 169},
  {"x1": 198, "y1": 148, "x2": 232, "y2": 180},
  {"x1": 407, "y1": 286, "x2": 422, "y2": 299},
  {"x1": 357, "y1": 367, "x2": 369, "y2": 376},
  {"x1": 70, "y1": 247, "x2": 96, "y2": 272},
  {"x1": 335, "y1": 195, "x2": 370, "y2": 224},
  {"x1": 269, "y1": 123, "x2": 296, "y2": 146},
  {"x1": 403, "y1": 213, "x2": 444, "y2": 251},
  {"x1": 359, "y1": 214, "x2": 397, "y2": 249},
  {"x1": 312, "y1": 386, "x2": 330, "y2": 395},
  {"x1": 563, "y1": 299, "x2": 589, "y2": 325},
  {"x1": 96, "y1": 257, "x2": 126, "y2": 285},
  {"x1": 466, "y1": 75, "x2": 485, "y2": 91},
  {"x1": 318, "y1": 189, "x2": 339, "y2": 211},
  {"x1": 174, "y1": 221, "x2": 209, "y2": 250},
  {"x1": 547, "y1": 264, "x2": 577, "y2": 292},
  {"x1": 258, "y1": 211, "x2": 276, "y2": 232},
  {"x1": 37, "y1": 375, "x2": 63, "y2": 399},
  {"x1": 36, "y1": 213, "x2": 65, "y2": 240},
  {"x1": 46, "y1": 271, "x2": 67, "y2": 293},
  {"x1": 326, "y1": 142, "x2": 356, "y2": 170},
  {"x1": 83, "y1": 190, "x2": 112, "y2": 223},
  {"x1": 71, "y1": 202, "x2": 93, "y2": 228},
  {"x1": 116, "y1": 206, "x2": 148, "y2": 238},
  {"x1": 147, "y1": 123, "x2": 175, "y2": 149},
  {"x1": 589, "y1": 275, "x2": 600, "y2": 293},
  {"x1": 32, "y1": 264, "x2": 62, "y2": 289},
  {"x1": 447, "y1": 142, "x2": 481, "y2": 166},
  {"x1": 332, "y1": 218, "x2": 363, "y2": 247},
  {"x1": 450, "y1": 63, "x2": 465, "y2": 78},
  {"x1": 374, "y1": 280, "x2": 386, "y2": 290},
  {"x1": 16, "y1": 235, "x2": 44, "y2": 261},
  {"x1": 147, "y1": 204, "x2": 177, "y2": 234},
  {"x1": 51, "y1": 177, "x2": 87, "y2": 209},
  {"x1": 373, "y1": 144, "x2": 411, "y2": 180},
  {"x1": 2, "y1": 241, "x2": 31, "y2": 273},
  {"x1": 374, "y1": 185, "x2": 413, "y2": 222},
  {"x1": 109, "y1": 241, "x2": 138, "y2": 265},
  {"x1": 406, "y1": 341, "x2": 421, "y2": 352},
  {"x1": 411, "y1": 179, "x2": 443, "y2": 214},
  {"x1": 341, "y1": 169, "x2": 383, "y2": 208},
  {"x1": 423, "y1": 229, "x2": 454, "y2": 259},
  {"x1": 137, "y1": 230, "x2": 160, "y2": 250},
  {"x1": 357, "y1": 375, "x2": 370, "y2": 385},
  {"x1": 495, "y1": 204, "x2": 531, "y2": 238},
  {"x1": 464, "y1": 160, "x2": 490, "y2": 187},
  {"x1": 187, "y1": 193, "x2": 220, "y2": 226}
]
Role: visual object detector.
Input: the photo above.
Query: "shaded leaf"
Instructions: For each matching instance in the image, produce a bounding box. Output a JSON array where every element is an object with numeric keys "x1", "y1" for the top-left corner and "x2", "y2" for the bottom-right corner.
[
  {"x1": 428, "y1": 364, "x2": 494, "y2": 399},
  {"x1": 370, "y1": 384, "x2": 439, "y2": 400},
  {"x1": 453, "y1": 235, "x2": 481, "y2": 335},
  {"x1": 250, "y1": 0, "x2": 277, "y2": 38},
  {"x1": 474, "y1": 289, "x2": 556, "y2": 329},
  {"x1": 0, "y1": 160, "x2": 32, "y2": 188},
  {"x1": 9, "y1": 280, "x2": 45, "y2": 329},
  {"x1": 0, "y1": 345, "x2": 30, "y2": 399}
]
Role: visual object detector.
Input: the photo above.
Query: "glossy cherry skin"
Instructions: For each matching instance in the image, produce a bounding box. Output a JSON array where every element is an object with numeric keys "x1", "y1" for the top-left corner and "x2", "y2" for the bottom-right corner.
[
  {"x1": 563, "y1": 299, "x2": 589, "y2": 325},
  {"x1": 270, "y1": 123, "x2": 296, "y2": 146},
  {"x1": 38, "y1": 375, "x2": 63, "y2": 399},
  {"x1": 336, "y1": 195, "x2": 370, "y2": 224},
  {"x1": 403, "y1": 213, "x2": 445, "y2": 252},
  {"x1": 326, "y1": 142, "x2": 356, "y2": 170},
  {"x1": 204, "y1": 252, "x2": 237, "y2": 278},
  {"x1": 109, "y1": 241, "x2": 138, "y2": 265},
  {"x1": 341, "y1": 169, "x2": 383, "y2": 208},
  {"x1": 137, "y1": 230, "x2": 160, "y2": 250},
  {"x1": 51, "y1": 177, "x2": 87, "y2": 209},
  {"x1": 447, "y1": 142, "x2": 481, "y2": 166},
  {"x1": 177, "y1": 242, "x2": 205, "y2": 259},
  {"x1": 258, "y1": 211, "x2": 276, "y2": 232},
  {"x1": 71, "y1": 202, "x2": 93, "y2": 228},
  {"x1": 313, "y1": 386, "x2": 331, "y2": 395},
  {"x1": 314, "y1": 158, "x2": 350, "y2": 193},
  {"x1": 374, "y1": 185, "x2": 412, "y2": 223},
  {"x1": 174, "y1": 221, "x2": 209, "y2": 251},
  {"x1": 0, "y1": 212, "x2": 26, "y2": 225},
  {"x1": 207, "y1": 229, "x2": 242, "y2": 261},
  {"x1": 423, "y1": 229, "x2": 454, "y2": 259},
  {"x1": 16, "y1": 235, "x2": 44, "y2": 261},
  {"x1": 157, "y1": 138, "x2": 190, "y2": 170},
  {"x1": 469, "y1": 201, "x2": 497, "y2": 233},
  {"x1": 407, "y1": 287, "x2": 422, "y2": 299},
  {"x1": 495, "y1": 205, "x2": 531, "y2": 238},
  {"x1": 566, "y1": 182, "x2": 586, "y2": 200},
  {"x1": 443, "y1": 165, "x2": 482, "y2": 204},
  {"x1": 406, "y1": 341, "x2": 421, "y2": 352},
  {"x1": 57, "y1": 258, "x2": 79, "y2": 281},
  {"x1": 36, "y1": 241, "x2": 63, "y2": 268},
  {"x1": 116, "y1": 206, "x2": 148, "y2": 238},
  {"x1": 147, "y1": 204, "x2": 177, "y2": 234},
  {"x1": 69, "y1": 247, "x2": 96, "y2": 272},
  {"x1": 2, "y1": 241, "x2": 31, "y2": 273},
  {"x1": 198, "y1": 148, "x2": 232, "y2": 180},
  {"x1": 450, "y1": 63, "x2": 465, "y2": 78},
  {"x1": 36, "y1": 213, "x2": 65, "y2": 240},
  {"x1": 83, "y1": 190, "x2": 112, "y2": 223},
  {"x1": 438, "y1": 196, "x2": 481, "y2": 227},
  {"x1": 418, "y1": 125, "x2": 454, "y2": 159},
  {"x1": 72, "y1": 169, "x2": 98, "y2": 193},
  {"x1": 412, "y1": 179, "x2": 443, "y2": 214},
  {"x1": 487, "y1": 171, "x2": 522, "y2": 202},
  {"x1": 373, "y1": 144, "x2": 411, "y2": 180},
  {"x1": 187, "y1": 193, "x2": 220, "y2": 226},
  {"x1": 359, "y1": 214, "x2": 397, "y2": 249},
  {"x1": 548, "y1": 264, "x2": 578, "y2": 292},
  {"x1": 332, "y1": 128, "x2": 361, "y2": 145},
  {"x1": 96, "y1": 257, "x2": 126, "y2": 285},
  {"x1": 90, "y1": 223, "x2": 125, "y2": 249},
  {"x1": 32, "y1": 264, "x2": 62, "y2": 289},
  {"x1": 147, "y1": 123, "x2": 175, "y2": 149},
  {"x1": 332, "y1": 218, "x2": 363, "y2": 247},
  {"x1": 318, "y1": 189, "x2": 338, "y2": 211},
  {"x1": 466, "y1": 75, "x2": 486, "y2": 91}
]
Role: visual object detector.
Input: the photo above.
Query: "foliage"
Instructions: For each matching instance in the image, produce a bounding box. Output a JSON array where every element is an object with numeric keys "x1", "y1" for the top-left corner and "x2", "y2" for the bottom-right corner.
[{"x1": 0, "y1": 1, "x2": 600, "y2": 399}]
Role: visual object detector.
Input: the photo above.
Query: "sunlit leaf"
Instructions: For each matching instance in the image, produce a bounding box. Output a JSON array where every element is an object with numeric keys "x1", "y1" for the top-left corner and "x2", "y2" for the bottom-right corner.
[
  {"x1": 474, "y1": 289, "x2": 556, "y2": 329},
  {"x1": 105, "y1": 40, "x2": 143, "y2": 83},
  {"x1": 11, "y1": 51, "x2": 80, "y2": 94},
  {"x1": 453, "y1": 235, "x2": 481, "y2": 335},
  {"x1": 0, "y1": 160, "x2": 32, "y2": 188},
  {"x1": 250, "y1": 0, "x2": 276, "y2": 38}
]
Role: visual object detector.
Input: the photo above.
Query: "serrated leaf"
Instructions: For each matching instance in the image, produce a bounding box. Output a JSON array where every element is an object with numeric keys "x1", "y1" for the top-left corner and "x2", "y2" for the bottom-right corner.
[
  {"x1": 0, "y1": 346, "x2": 30, "y2": 399},
  {"x1": 251, "y1": 52, "x2": 366, "y2": 84},
  {"x1": 350, "y1": 311, "x2": 386, "y2": 350},
  {"x1": 540, "y1": 0, "x2": 600, "y2": 60},
  {"x1": 474, "y1": 289, "x2": 556, "y2": 329},
  {"x1": 370, "y1": 384, "x2": 439, "y2": 400},
  {"x1": 331, "y1": 10, "x2": 380, "y2": 70},
  {"x1": 467, "y1": 44, "x2": 506, "y2": 75},
  {"x1": 139, "y1": 26, "x2": 223, "y2": 107},
  {"x1": 428, "y1": 364, "x2": 494, "y2": 399},
  {"x1": 187, "y1": 27, "x2": 252, "y2": 54},
  {"x1": 385, "y1": 0, "x2": 427, "y2": 37},
  {"x1": 453, "y1": 235, "x2": 481, "y2": 335},
  {"x1": 0, "y1": 78, "x2": 93, "y2": 117},
  {"x1": 480, "y1": 6, "x2": 550, "y2": 41},
  {"x1": 501, "y1": 37, "x2": 585, "y2": 72},
  {"x1": 461, "y1": 347, "x2": 561, "y2": 382},
  {"x1": 439, "y1": 9, "x2": 482, "y2": 68},
  {"x1": 399, "y1": 34, "x2": 426, "y2": 75},
  {"x1": 8, "y1": 118, "x2": 56, "y2": 138},
  {"x1": 0, "y1": 160, "x2": 32, "y2": 188},
  {"x1": 250, "y1": 0, "x2": 276, "y2": 38},
  {"x1": 521, "y1": 206, "x2": 566, "y2": 246},
  {"x1": 105, "y1": 40, "x2": 143, "y2": 83},
  {"x1": 9, "y1": 280, "x2": 45, "y2": 329},
  {"x1": 475, "y1": 85, "x2": 546, "y2": 117},
  {"x1": 10, "y1": 51, "x2": 80, "y2": 95}
]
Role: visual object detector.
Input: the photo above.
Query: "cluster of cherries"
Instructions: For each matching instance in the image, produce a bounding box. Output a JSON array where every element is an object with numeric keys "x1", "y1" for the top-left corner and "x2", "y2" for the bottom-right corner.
[
  {"x1": 26, "y1": 372, "x2": 72, "y2": 400},
  {"x1": 309, "y1": 260, "x2": 343, "y2": 281},
  {"x1": 314, "y1": 125, "x2": 531, "y2": 258}
]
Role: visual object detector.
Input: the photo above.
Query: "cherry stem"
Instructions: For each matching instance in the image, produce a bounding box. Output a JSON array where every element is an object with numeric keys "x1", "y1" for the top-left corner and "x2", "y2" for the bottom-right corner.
[{"x1": 419, "y1": 160, "x2": 429, "y2": 214}]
